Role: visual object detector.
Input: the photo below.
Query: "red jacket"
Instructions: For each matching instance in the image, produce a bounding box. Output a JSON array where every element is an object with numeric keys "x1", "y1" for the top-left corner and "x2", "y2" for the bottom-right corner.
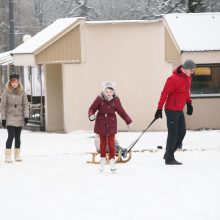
[
  {"x1": 89, "y1": 94, "x2": 132, "y2": 136},
  {"x1": 157, "y1": 66, "x2": 191, "y2": 111}
]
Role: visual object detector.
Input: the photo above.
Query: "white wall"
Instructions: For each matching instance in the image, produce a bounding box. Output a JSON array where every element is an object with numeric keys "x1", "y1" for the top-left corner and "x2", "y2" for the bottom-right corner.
[
  {"x1": 185, "y1": 98, "x2": 220, "y2": 130},
  {"x1": 62, "y1": 21, "x2": 172, "y2": 132},
  {"x1": 45, "y1": 64, "x2": 64, "y2": 131}
]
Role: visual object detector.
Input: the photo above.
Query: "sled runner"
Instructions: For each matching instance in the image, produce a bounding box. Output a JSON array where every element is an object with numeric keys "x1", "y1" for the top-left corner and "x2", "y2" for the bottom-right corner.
[
  {"x1": 86, "y1": 147, "x2": 163, "y2": 164},
  {"x1": 86, "y1": 149, "x2": 132, "y2": 164},
  {"x1": 87, "y1": 135, "x2": 131, "y2": 164}
]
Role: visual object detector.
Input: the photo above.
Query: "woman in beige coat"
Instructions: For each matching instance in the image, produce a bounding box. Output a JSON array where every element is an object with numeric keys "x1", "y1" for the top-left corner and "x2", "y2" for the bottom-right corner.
[{"x1": 1, "y1": 74, "x2": 29, "y2": 163}]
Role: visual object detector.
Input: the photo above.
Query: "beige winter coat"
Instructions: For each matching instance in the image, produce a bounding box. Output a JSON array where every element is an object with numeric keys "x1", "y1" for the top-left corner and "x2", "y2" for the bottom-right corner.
[{"x1": 1, "y1": 81, "x2": 29, "y2": 127}]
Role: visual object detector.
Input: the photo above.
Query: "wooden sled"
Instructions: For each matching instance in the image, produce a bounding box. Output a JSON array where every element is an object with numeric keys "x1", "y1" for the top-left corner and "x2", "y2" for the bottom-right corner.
[{"x1": 86, "y1": 150, "x2": 132, "y2": 164}]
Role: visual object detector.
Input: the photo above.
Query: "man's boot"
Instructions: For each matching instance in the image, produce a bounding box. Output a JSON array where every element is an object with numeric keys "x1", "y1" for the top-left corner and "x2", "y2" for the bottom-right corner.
[{"x1": 165, "y1": 159, "x2": 182, "y2": 165}]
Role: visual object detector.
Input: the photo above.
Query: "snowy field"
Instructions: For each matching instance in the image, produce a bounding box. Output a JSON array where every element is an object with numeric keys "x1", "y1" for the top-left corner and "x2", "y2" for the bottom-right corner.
[{"x1": 0, "y1": 128, "x2": 220, "y2": 220}]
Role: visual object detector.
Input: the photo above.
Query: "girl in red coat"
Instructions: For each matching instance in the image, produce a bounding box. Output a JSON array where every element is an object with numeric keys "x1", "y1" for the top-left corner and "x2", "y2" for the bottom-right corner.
[{"x1": 88, "y1": 82, "x2": 132, "y2": 172}]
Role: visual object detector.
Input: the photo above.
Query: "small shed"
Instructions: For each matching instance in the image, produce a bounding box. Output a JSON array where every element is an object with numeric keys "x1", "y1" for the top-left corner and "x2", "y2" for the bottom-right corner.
[
  {"x1": 12, "y1": 17, "x2": 169, "y2": 132},
  {"x1": 11, "y1": 13, "x2": 220, "y2": 132}
]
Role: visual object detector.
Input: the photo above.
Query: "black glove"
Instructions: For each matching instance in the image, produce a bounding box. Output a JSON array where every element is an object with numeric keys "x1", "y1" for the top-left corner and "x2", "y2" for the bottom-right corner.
[
  {"x1": 155, "y1": 109, "x2": 162, "y2": 119},
  {"x1": 186, "y1": 102, "x2": 193, "y2": 115},
  {"x1": 24, "y1": 118, "x2": 29, "y2": 125},
  {"x1": 2, "y1": 120, "x2": 6, "y2": 128}
]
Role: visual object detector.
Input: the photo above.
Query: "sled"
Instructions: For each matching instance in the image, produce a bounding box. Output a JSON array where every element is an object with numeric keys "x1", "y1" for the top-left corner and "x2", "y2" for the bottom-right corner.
[
  {"x1": 86, "y1": 150, "x2": 132, "y2": 164},
  {"x1": 87, "y1": 118, "x2": 157, "y2": 165}
]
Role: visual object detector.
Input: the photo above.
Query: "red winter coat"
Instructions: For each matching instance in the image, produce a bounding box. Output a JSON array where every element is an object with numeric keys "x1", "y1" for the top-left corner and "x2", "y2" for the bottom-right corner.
[
  {"x1": 157, "y1": 66, "x2": 192, "y2": 111},
  {"x1": 88, "y1": 94, "x2": 132, "y2": 136}
]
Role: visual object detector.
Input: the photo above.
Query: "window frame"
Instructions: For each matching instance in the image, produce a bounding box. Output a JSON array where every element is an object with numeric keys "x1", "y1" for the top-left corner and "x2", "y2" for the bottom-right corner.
[{"x1": 191, "y1": 63, "x2": 220, "y2": 98}]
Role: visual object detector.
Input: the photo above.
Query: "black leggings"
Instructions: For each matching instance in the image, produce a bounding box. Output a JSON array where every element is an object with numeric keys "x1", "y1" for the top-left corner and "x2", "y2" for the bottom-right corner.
[{"x1": 6, "y1": 126, "x2": 22, "y2": 149}]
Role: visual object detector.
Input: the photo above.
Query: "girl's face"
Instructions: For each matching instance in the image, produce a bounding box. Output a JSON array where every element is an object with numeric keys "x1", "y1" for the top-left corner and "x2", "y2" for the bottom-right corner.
[
  {"x1": 104, "y1": 88, "x2": 114, "y2": 99},
  {"x1": 10, "y1": 79, "x2": 19, "y2": 88}
]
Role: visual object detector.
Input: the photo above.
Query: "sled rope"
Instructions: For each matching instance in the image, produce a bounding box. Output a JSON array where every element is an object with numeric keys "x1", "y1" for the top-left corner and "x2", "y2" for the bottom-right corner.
[{"x1": 127, "y1": 118, "x2": 157, "y2": 153}]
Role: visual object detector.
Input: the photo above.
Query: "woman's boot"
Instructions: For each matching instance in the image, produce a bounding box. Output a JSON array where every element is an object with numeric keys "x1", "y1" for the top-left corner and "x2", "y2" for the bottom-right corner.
[
  {"x1": 14, "y1": 148, "x2": 22, "y2": 162},
  {"x1": 5, "y1": 149, "x2": 13, "y2": 163}
]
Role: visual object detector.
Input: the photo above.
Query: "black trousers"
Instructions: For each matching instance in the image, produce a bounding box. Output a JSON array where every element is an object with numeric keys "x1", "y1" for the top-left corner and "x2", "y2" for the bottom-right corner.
[
  {"x1": 164, "y1": 109, "x2": 186, "y2": 162},
  {"x1": 6, "y1": 126, "x2": 22, "y2": 149}
]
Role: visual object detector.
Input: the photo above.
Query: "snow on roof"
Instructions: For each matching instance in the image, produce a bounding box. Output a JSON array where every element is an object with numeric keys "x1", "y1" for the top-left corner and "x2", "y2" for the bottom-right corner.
[
  {"x1": 0, "y1": 51, "x2": 13, "y2": 65},
  {"x1": 86, "y1": 19, "x2": 161, "y2": 25},
  {"x1": 12, "y1": 18, "x2": 79, "y2": 55},
  {"x1": 164, "y1": 13, "x2": 220, "y2": 52}
]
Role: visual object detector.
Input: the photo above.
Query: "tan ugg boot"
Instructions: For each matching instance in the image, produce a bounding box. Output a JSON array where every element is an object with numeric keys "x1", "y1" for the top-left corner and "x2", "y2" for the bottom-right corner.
[
  {"x1": 14, "y1": 148, "x2": 22, "y2": 162},
  {"x1": 5, "y1": 149, "x2": 13, "y2": 163}
]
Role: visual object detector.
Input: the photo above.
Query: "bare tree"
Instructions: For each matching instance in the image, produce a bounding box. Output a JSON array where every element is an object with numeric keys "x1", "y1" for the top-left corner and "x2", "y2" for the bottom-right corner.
[
  {"x1": 188, "y1": 0, "x2": 220, "y2": 12},
  {"x1": 0, "y1": 0, "x2": 10, "y2": 51}
]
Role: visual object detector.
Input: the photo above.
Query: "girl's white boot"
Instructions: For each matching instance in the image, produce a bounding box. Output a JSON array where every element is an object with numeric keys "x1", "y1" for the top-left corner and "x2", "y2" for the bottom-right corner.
[
  {"x1": 99, "y1": 157, "x2": 106, "y2": 172},
  {"x1": 109, "y1": 158, "x2": 117, "y2": 173}
]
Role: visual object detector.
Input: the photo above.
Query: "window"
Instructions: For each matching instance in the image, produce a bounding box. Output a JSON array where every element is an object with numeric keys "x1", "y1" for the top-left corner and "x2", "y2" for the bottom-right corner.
[{"x1": 191, "y1": 65, "x2": 220, "y2": 95}]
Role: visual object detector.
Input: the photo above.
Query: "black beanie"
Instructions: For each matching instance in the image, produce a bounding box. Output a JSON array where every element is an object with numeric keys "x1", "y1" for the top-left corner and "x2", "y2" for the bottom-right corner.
[{"x1": 9, "y1": 74, "x2": 19, "y2": 81}]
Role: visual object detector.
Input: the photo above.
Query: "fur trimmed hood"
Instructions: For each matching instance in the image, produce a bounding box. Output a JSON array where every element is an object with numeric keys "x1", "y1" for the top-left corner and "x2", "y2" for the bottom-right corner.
[
  {"x1": 4, "y1": 81, "x2": 24, "y2": 95},
  {"x1": 99, "y1": 92, "x2": 117, "y2": 101}
]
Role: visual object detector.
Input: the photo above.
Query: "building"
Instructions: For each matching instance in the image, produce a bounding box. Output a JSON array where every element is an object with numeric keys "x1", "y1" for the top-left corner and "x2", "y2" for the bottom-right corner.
[
  {"x1": 164, "y1": 13, "x2": 220, "y2": 129},
  {"x1": 0, "y1": 51, "x2": 13, "y2": 93},
  {"x1": 11, "y1": 13, "x2": 220, "y2": 132}
]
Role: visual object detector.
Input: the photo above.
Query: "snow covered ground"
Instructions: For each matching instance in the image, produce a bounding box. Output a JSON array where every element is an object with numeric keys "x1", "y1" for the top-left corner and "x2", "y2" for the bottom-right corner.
[{"x1": 0, "y1": 128, "x2": 220, "y2": 220}]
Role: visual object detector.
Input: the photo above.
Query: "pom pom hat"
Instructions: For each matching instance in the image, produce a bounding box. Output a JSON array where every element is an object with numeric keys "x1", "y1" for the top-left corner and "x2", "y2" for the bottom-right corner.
[{"x1": 102, "y1": 81, "x2": 116, "y2": 91}]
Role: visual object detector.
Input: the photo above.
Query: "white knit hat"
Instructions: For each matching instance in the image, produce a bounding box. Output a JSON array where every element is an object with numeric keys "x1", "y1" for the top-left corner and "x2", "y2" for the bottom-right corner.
[{"x1": 102, "y1": 81, "x2": 116, "y2": 91}]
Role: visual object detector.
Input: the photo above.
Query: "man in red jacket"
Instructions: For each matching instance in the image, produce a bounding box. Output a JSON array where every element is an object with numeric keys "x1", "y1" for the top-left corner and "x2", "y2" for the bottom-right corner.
[{"x1": 155, "y1": 60, "x2": 196, "y2": 165}]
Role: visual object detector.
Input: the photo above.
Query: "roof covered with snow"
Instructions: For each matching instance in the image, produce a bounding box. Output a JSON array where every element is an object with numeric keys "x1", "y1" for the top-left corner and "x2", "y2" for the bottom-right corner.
[
  {"x1": 12, "y1": 18, "x2": 80, "y2": 55},
  {"x1": 0, "y1": 51, "x2": 13, "y2": 65},
  {"x1": 164, "y1": 13, "x2": 220, "y2": 52},
  {"x1": 86, "y1": 19, "x2": 161, "y2": 25}
]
